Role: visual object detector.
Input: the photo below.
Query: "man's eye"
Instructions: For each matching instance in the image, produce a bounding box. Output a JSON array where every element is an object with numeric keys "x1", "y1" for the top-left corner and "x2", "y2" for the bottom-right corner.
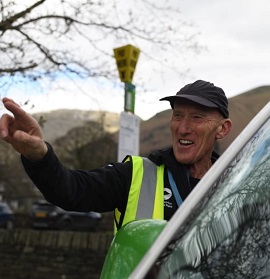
[
  {"x1": 192, "y1": 115, "x2": 203, "y2": 121},
  {"x1": 173, "y1": 113, "x2": 183, "y2": 118}
]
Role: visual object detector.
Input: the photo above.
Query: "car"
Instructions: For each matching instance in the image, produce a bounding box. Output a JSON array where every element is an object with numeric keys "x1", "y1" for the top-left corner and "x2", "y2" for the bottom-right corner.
[
  {"x1": 31, "y1": 200, "x2": 102, "y2": 231},
  {"x1": 100, "y1": 101, "x2": 270, "y2": 278},
  {"x1": 0, "y1": 202, "x2": 14, "y2": 230}
]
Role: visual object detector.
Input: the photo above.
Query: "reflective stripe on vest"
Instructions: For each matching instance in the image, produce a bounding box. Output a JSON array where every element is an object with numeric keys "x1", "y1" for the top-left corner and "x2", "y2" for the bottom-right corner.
[{"x1": 114, "y1": 156, "x2": 164, "y2": 233}]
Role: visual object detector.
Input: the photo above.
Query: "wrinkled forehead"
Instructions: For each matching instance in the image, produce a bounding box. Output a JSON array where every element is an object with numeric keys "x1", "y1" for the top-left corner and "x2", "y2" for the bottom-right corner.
[{"x1": 173, "y1": 99, "x2": 222, "y2": 116}]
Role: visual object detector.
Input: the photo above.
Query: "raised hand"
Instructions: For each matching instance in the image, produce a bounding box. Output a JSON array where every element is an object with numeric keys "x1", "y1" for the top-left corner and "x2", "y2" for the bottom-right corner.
[{"x1": 0, "y1": 98, "x2": 48, "y2": 160}]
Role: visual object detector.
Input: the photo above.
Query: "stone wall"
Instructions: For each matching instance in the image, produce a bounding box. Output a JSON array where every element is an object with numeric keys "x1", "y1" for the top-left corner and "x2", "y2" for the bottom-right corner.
[{"x1": 0, "y1": 228, "x2": 114, "y2": 279}]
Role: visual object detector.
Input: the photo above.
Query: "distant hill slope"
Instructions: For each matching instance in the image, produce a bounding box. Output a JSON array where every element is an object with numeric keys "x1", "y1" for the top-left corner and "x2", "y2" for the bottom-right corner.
[
  {"x1": 220, "y1": 86, "x2": 270, "y2": 152},
  {"x1": 1, "y1": 85, "x2": 269, "y2": 163},
  {"x1": 29, "y1": 85, "x2": 270, "y2": 155},
  {"x1": 33, "y1": 109, "x2": 120, "y2": 143}
]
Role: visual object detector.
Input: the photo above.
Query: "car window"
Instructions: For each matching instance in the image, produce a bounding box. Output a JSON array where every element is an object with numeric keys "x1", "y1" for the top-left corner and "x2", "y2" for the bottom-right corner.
[
  {"x1": 0, "y1": 203, "x2": 11, "y2": 213},
  {"x1": 130, "y1": 103, "x2": 270, "y2": 279}
]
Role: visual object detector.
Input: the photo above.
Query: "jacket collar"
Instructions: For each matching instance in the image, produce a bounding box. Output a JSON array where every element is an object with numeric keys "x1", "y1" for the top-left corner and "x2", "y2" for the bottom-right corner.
[{"x1": 148, "y1": 147, "x2": 220, "y2": 167}]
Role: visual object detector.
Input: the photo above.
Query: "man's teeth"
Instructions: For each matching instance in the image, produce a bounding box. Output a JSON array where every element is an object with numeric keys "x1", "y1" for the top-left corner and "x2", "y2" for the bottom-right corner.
[{"x1": 179, "y1": 139, "x2": 193, "y2": 145}]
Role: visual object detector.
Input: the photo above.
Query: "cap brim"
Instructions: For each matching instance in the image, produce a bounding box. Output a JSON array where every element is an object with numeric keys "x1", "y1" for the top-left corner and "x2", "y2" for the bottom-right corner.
[{"x1": 159, "y1": 94, "x2": 218, "y2": 108}]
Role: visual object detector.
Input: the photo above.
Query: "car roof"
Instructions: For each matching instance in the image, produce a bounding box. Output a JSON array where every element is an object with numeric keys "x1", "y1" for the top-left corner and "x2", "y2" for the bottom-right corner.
[
  {"x1": 0, "y1": 202, "x2": 9, "y2": 207},
  {"x1": 130, "y1": 101, "x2": 270, "y2": 278}
]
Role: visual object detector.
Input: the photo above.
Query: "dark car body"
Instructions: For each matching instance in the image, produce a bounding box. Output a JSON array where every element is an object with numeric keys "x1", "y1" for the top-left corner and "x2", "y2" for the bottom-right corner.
[
  {"x1": 0, "y1": 202, "x2": 14, "y2": 229},
  {"x1": 31, "y1": 200, "x2": 102, "y2": 231},
  {"x1": 126, "y1": 101, "x2": 270, "y2": 278}
]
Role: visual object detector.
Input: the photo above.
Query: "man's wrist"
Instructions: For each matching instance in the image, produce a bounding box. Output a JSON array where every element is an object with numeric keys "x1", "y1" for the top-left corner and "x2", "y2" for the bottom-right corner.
[{"x1": 23, "y1": 141, "x2": 49, "y2": 161}]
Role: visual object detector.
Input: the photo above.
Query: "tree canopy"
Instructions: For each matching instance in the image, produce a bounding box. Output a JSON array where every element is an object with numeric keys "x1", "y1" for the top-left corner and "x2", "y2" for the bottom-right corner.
[{"x1": 0, "y1": 0, "x2": 201, "y2": 92}]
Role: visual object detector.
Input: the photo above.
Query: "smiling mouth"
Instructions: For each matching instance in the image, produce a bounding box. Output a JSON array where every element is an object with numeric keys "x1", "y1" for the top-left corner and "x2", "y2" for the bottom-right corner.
[{"x1": 179, "y1": 139, "x2": 193, "y2": 146}]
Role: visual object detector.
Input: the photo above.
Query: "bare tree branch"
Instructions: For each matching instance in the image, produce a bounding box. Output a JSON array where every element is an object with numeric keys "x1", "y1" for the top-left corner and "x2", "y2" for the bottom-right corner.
[
  {"x1": 0, "y1": 0, "x2": 203, "y2": 91},
  {"x1": 0, "y1": 0, "x2": 46, "y2": 32}
]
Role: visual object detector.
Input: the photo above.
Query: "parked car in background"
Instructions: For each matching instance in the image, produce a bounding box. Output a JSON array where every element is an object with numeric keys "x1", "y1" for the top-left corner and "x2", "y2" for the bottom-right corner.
[
  {"x1": 0, "y1": 202, "x2": 14, "y2": 230},
  {"x1": 31, "y1": 200, "x2": 102, "y2": 231}
]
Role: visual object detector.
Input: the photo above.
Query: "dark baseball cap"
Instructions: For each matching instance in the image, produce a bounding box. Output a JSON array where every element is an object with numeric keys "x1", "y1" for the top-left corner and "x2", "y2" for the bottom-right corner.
[{"x1": 160, "y1": 80, "x2": 229, "y2": 118}]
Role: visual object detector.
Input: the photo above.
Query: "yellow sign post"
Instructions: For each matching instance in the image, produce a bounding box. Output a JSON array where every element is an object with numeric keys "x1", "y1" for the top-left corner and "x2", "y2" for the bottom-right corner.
[
  {"x1": 114, "y1": 44, "x2": 140, "y2": 161},
  {"x1": 114, "y1": 44, "x2": 140, "y2": 84}
]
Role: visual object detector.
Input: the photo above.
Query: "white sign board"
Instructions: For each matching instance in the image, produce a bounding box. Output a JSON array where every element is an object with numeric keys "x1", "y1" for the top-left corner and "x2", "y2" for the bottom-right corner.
[{"x1": 117, "y1": 111, "x2": 140, "y2": 162}]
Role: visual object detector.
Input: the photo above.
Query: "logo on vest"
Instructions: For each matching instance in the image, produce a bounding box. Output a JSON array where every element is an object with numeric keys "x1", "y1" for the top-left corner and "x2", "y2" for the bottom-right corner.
[{"x1": 164, "y1": 188, "x2": 172, "y2": 200}]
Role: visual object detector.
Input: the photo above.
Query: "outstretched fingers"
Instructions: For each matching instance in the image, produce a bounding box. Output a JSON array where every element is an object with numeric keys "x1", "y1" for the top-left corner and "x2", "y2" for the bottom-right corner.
[
  {"x1": 2, "y1": 97, "x2": 28, "y2": 119},
  {"x1": 0, "y1": 113, "x2": 15, "y2": 140}
]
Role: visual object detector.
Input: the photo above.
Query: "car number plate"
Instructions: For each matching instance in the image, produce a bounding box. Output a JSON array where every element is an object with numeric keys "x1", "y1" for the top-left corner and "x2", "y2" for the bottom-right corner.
[{"x1": 36, "y1": 212, "x2": 47, "y2": 217}]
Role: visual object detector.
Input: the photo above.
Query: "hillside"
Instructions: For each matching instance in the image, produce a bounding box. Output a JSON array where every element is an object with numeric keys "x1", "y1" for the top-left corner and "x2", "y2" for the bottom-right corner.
[
  {"x1": 220, "y1": 86, "x2": 270, "y2": 152},
  {"x1": 33, "y1": 109, "x2": 120, "y2": 143},
  {"x1": 1, "y1": 85, "x2": 269, "y2": 161}
]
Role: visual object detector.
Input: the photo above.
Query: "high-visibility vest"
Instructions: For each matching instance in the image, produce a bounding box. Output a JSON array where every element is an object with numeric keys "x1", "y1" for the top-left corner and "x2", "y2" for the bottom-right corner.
[{"x1": 114, "y1": 155, "x2": 165, "y2": 233}]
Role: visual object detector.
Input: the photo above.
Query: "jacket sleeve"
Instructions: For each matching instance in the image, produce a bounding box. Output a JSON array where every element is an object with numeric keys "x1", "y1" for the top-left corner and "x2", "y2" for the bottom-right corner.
[{"x1": 21, "y1": 143, "x2": 132, "y2": 213}]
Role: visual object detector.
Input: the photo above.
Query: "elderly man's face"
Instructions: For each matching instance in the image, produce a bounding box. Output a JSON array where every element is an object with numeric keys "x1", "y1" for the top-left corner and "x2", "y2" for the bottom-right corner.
[{"x1": 170, "y1": 100, "x2": 228, "y2": 166}]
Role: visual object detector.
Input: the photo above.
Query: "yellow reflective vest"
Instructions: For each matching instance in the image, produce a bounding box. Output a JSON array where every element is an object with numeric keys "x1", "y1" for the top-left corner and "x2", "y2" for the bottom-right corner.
[{"x1": 114, "y1": 155, "x2": 165, "y2": 233}]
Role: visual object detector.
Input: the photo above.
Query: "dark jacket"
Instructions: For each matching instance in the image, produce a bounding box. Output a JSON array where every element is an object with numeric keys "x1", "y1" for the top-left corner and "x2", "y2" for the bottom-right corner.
[{"x1": 22, "y1": 143, "x2": 219, "y2": 221}]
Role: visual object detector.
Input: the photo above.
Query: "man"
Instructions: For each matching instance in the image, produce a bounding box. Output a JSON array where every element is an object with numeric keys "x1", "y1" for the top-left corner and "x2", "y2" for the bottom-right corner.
[{"x1": 0, "y1": 80, "x2": 232, "y2": 232}]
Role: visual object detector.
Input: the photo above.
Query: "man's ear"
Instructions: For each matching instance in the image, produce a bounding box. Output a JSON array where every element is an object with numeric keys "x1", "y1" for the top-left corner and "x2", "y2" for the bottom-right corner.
[{"x1": 216, "y1": 119, "x2": 232, "y2": 139}]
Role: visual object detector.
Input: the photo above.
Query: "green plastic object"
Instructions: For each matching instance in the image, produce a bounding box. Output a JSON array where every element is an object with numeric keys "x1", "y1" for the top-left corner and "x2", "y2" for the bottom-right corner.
[{"x1": 100, "y1": 219, "x2": 167, "y2": 279}]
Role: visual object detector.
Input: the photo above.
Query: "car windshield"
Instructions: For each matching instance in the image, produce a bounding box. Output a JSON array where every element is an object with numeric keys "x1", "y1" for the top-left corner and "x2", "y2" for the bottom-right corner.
[{"x1": 130, "y1": 103, "x2": 270, "y2": 279}]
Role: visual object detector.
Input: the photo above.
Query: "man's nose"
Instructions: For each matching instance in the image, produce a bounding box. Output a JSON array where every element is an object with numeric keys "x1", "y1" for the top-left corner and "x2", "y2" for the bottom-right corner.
[{"x1": 177, "y1": 117, "x2": 192, "y2": 134}]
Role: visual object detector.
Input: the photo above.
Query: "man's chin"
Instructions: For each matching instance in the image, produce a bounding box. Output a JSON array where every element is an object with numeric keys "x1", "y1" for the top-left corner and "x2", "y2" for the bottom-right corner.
[{"x1": 175, "y1": 155, "x2": 195, "y2": 165}]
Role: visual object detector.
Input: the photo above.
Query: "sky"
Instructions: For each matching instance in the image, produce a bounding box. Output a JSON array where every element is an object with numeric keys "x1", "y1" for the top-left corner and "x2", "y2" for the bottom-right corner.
[{"x1": 2, "y1": 0, "x2": 270, "y2": 120}]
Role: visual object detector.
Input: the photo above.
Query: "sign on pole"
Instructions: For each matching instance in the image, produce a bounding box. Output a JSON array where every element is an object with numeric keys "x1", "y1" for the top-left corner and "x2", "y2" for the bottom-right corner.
[
  {"x1": 124, "y1": 82, "x2": 136, "y2": 113},
  {"x1": 117, "y1": 111, "x2": 140, "y2": 162}
]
